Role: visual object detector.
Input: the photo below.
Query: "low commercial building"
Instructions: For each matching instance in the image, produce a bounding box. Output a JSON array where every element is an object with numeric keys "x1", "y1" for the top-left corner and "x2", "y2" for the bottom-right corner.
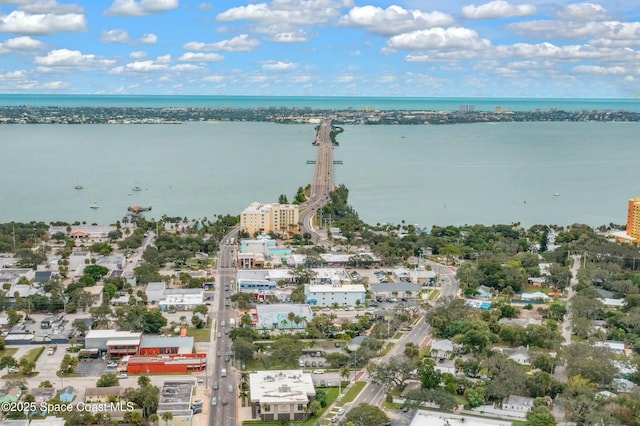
[
  {"x1": 84, "y1": 330, "x2": 142, "y2": 356},
  {"x1": 255, "y1": 304, "x2": 313, "y2": 331},
  {"x1": 410, "y1": 410, "x2": 511, "y2": 426},
  {"x1": 159, "y1": 289, "x2": 204, "y2": 311},
  {"x1": 370, "y1": 283, "x2": 421, "y2": 300},
  {"x1": 249, "y1": 370, "x2": 315, "y2": 422},
  {"x1": 304, "y1": 284, "x2": 366, "y2": 307},
  {"x1": 123, "y1": 353, "x2": 207, "y2": 374},
  {"x1": 157, "y1": 380, "x2": 198, "y2": 425},
  {"x1": 139, "y1": 336, "x2": 194, "y2": 356},
  {"x1": 145, "y1": 282, "x2": 167, "y2": 303},
  {"x1": 502, "y1": 395, "x2": 535, "y2": 412}
]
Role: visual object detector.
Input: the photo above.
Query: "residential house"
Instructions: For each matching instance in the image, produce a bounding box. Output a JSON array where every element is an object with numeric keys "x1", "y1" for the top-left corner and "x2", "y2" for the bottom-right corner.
[
  {"x1": 84, "y1": 387, "x2": 125, "y2": 403},
  {"x1": 476, "y1": 285, "x2": 494, "y2": 299},
  {"x1": 0, "y1": 388, "x2": 21, "y2": 403},
  {"x1": 520, "y1": 292, "x2": 549, "y2": 302},
  {"x1": 503, "y1": 346, "x2": 531, "y2": 365},
  {"x1": 32, "y1": 387, "x2": 56, "y2": 404},
  {"x1": 498, "y1": 318, "x2": 542, "y2": 328},
  {"x1": 83, "y1": 285, "x2": 104, "y2": 307},
  {"x1": 430, "y1": 339, "x2": 456, "y2": 360},
  {"x1": 594, "y1": 340, "x2": 626, "y2": 354},
  {"x1": 502, "y1": 395, "x2": 535, "y2": 412}
]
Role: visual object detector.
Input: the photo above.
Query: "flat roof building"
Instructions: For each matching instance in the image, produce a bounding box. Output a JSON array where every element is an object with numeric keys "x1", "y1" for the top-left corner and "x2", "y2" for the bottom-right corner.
[
  {"x1": 255, "y1": 304, "x2": 313, "y2": 331},
  {"x1": 627, "y1": 198, "x2": 640, "y2": 241},
  {"x1": 410, "y1": 411, "x2": 512, "y2": 426},
  {"x1": 249, "y1": 370, "x2": 315, "y2": 422},
  {"x1": 304, "y1": 283, "x2": 366, "y2": 307},
  {"x1": 240, "y1": 202, "x2": 299, "y2": 236},
  {"x1": 85, "y1": 330, "x2": 142, "y2": 355}
]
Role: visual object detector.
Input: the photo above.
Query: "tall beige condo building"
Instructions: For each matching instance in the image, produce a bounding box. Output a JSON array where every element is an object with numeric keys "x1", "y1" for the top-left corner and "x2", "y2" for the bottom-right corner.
[
  {"x1": 240, "y1": 202, "x2": 300, "y2": 235},
  {"x1": 627, "y1": 198, "x2": 640, "y2": 240}
]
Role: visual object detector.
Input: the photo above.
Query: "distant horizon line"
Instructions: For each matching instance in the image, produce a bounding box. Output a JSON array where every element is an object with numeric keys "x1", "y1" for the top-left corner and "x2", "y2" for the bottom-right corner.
[{"x1": 2, "y1": 93, "x2": 640, "y2": 100}]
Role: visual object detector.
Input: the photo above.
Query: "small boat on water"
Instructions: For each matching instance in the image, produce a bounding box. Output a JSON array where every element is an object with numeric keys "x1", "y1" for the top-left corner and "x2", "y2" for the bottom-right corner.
[
  {"x1": 554, "y1": 193, "x2": 560, "y2": 197},
  {"x1": 89, "y1": 203, "x2": 99, "y2": 209},
  {"x1": 75, "y1": 185, "x2": 84, "y2": 190},
  {"x1": 132, "y1": 186, "x2": 143, "y2": 192}
]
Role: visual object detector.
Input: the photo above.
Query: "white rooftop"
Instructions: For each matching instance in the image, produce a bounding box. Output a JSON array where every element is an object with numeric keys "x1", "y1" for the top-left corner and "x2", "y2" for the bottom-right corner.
[
  {"x1": 410, "y1": 411, "x2": 511, "y2": 426},
  {"x1": 86, "y1": 330, "x2": 142, "y2": 340},
  {"x1": 307, "y1": 284, "x2": 366, "y2": 293},
  {"x1": 249, "y1": 370, "x2": 315, "y2": 404}
]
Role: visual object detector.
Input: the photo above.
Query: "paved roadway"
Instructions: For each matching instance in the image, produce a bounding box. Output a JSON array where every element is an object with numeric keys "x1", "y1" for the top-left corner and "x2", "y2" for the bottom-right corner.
[
  {"x1": 299, "y1": 119, "x2": 335, "y2": 243},
  {"x1": 345, "y1": 270, "x2": 459, "y2": 424},
  {"x1": 348, "y1": 317, "x2": 432, "y2": 417},
  {"x1": 423, "y1": 260, "x2": 460, "y2": 299},
  {"x1": 208, "y1": 229, "x2": 240, "y2": 426}
]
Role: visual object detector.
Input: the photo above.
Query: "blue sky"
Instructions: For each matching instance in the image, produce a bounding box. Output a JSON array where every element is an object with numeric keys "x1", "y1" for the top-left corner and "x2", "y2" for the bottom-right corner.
[{"x1": 0, "y1": 0, "x2": 639, "y2": 97}]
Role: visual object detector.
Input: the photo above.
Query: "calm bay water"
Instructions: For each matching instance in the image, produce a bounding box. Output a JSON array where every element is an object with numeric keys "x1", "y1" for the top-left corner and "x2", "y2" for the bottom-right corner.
[{"x1": 1, "y1": 95, "x2": 640, "y2": 228}]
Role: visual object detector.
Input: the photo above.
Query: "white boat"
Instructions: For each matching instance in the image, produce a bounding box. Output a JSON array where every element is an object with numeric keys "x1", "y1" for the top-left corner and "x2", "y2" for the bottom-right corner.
[
  {"x1": 74, "y1": 185, "x2": 84, "y2": 190},
  {"x1": 89, "y1": 203, "x2": 99, "y2": 209},
  {"x1": 132, "y1": 186, "x2": 143, "y2": 192},
  {"x1": 553, "y1": 193, "x2": 560, "y2": 197}
]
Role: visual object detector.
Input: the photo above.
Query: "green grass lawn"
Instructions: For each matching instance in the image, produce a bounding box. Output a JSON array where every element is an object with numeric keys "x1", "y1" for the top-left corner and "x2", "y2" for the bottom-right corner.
[
  {"x1": 428, "y1": 290, "x2": 440, "y2": 300},
  {"x1": 22, "y1": 346, "x2": 45, "y2": 363},
  {"x1": 0, "y1": 347, "x2": 18, "y2": 358},
  {"x1": 186, "y1": 327, "x2": 211, "y2": 343},
  {"x1": 380, "y1": 342, "x2": 394, "y2": 356},
  {"x1": 340, "y1": 381, "x2": 366, "y2": 404}
]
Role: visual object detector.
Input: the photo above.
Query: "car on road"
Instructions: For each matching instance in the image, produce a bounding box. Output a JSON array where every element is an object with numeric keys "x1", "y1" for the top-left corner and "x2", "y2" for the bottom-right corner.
[
  {"x1": 228, "y1": 384, "x2": 234, "y2": 393},
  {"x1": 222, "y1": 398, "x2": 228, "y2": 405},
  {"x1": 107, "y1": 362, "x2": 118, "y2": 368},
  {"x1": 224, "y1": 355, "x2": 230, "y2": 362},
  {"x1": 213, "y1": 382, "x2": 219, "y2": 390},
  {"x1": 211, "y1": 397, "x2": 217, "y2": 406},
  {"x1": 217, "y1": 331, "x2": 221, "y2": 338},
  {"x1": 220, "y1": 321, "x2": 225, "y2": 327},
  {"x1": 337, "y1": 408, "x2": 345, "y2": 415}
]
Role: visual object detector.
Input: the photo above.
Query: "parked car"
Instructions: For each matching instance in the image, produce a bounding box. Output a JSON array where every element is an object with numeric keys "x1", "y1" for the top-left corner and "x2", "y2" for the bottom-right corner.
[
  {"x1": 213, "y1": 382, "x2": 219, "y2": 390},
  {"x1": 117, "y1": 373, "x2": 128, "y2": 379}
]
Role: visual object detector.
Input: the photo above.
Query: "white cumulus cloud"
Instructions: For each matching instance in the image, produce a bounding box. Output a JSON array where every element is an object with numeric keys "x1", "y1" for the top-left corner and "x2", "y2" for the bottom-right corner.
[
  {"x1": 261, "y1": 60, "x2": 298, "y2": 71},
  {"x1": 339, "y1": 5, "x2": 454, "y2": 36},
  {"x1": 556, "y1": 3, "x2": 611, "y2": 21},
  {"x1": 179, "y1": 52, "x2": 224, "y2": 62},
  {"x1": 217, "y1": 0, "x2": 349, "y2": 26},
  {"x1": 183, "y1": 34, "x2": 259, "y2": 52},
  {"x1": 386, "y1": 27, "x2": 491, "y2": 52},
  {"x1": 34, "y1": 49, "x2": 115, "y2": 69},
  {"x1": 140, "y1": 33, "x2": 158, "y2": 44},
  {"x1": 100, "y1": 29, "x2": 130, "y2": 43},
  {"x1": 0, "y1": 10, "x2": 87, "y2": 35},
  {"x1": 3, "y1": 35, "x2": 45, "y2": 50},
  {"x1": 461, "y1": 1, "x2": 536, "y2": 20},
  {"x1": 106, "y1": 0, "x2": 179, "y2": 16},
  {"x1": 571, "y1": 65, "x2": 626, "y2": 74}
]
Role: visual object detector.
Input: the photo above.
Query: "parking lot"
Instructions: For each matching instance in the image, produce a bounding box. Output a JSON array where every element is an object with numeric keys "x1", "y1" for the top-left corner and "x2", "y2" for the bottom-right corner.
[{"x1": 75, "y1": 358, "x2": 112, "y2": 377}]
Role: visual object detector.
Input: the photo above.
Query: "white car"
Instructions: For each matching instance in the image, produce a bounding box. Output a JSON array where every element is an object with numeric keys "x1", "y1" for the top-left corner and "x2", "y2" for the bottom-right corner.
[
  {"x1": 312, "y1": 369, "x2": 325, "y2": 374},
  {"x1": 337, "y1": 408, "x2": 345, "y2": 415},
  {"x1": 117, "y1": 373, "x2": 128, "y2": 379}
]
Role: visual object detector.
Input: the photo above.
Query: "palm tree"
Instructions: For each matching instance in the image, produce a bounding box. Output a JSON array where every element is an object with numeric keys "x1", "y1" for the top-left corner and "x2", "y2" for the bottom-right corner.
[
  {"x1": 161, "y1": 412, "x2": 173, "y2": 426},
  {"x1": 340, "y1": 366, "x2": 351, "y2": 383}
]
